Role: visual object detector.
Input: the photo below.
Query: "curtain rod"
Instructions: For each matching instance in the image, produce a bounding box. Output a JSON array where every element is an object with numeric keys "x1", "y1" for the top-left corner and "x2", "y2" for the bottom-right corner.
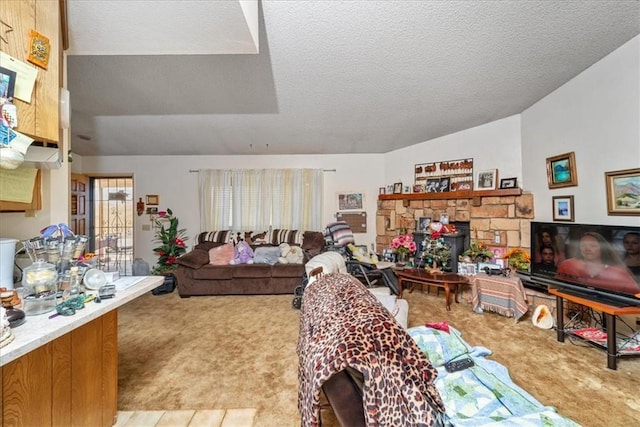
[{"x1": 189, "y1": 169, "x2": 336, "y2": 173}]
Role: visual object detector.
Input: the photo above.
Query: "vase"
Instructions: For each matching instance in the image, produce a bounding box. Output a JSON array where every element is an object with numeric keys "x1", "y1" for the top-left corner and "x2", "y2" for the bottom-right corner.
[{"x1": 397, "y1": 251, "x2": 408, "y2": 263}]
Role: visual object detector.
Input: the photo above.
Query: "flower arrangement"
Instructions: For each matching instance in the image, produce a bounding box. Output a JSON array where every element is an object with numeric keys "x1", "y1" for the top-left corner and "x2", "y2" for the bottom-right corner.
[
  {"x1": 151, "y1": 208, "x2": 188, "y2": 274},
  {"x1": 390, "y1": 233, "x2": 417, "y2": 259},
  {"x1": 506, "y1": 248, "x2": 531, "y2": 271},
  {"x1": 460, "y1": 240, "x2": 494, "y2": 262}
]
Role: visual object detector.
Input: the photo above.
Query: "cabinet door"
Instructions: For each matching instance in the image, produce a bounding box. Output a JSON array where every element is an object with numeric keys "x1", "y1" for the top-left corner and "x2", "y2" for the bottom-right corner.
[
  {"x1": 2, "y1": 343, "x2": 53, "y2": 426},
  {"x1": 0, "y1": 0, "x2": 60, "y2": 143}
]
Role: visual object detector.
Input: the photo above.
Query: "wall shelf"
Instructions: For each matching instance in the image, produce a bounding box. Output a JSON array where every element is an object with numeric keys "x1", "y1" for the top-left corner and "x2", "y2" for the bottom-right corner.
[{"x1": 378, "y1": 188, "x2": 522, "y2": 201}]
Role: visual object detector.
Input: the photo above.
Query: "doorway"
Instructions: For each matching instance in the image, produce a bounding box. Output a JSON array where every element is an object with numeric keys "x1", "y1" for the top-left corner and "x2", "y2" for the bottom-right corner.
[{"x1": 91, "y1": 177, "x2": 134, "y2": 275}]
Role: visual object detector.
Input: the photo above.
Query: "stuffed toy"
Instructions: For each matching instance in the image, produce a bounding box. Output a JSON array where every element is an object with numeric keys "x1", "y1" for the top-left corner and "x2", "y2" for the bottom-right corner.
[
  {"x1": 230, "y1": 241, "x2": 254, "y2": 265},
  {"x1": 278, "y1": 242, "x2": 304, "y2": 264}
]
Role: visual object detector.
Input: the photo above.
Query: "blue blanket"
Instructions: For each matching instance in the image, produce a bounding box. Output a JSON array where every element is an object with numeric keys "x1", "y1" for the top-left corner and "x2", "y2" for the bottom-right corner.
[{"x1": 408, "y1": 325, "x2": 581, "y2": 426}]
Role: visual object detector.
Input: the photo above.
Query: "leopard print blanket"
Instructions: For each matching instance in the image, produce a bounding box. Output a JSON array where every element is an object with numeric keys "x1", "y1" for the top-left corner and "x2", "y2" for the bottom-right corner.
[{"x1": 297, "y1": 273, "x2": 445, "y2": 426}]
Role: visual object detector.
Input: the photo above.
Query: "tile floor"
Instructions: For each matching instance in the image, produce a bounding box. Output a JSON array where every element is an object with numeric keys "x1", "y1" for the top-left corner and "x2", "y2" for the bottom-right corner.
[{"x1": 115, "y1": 409, "x2": 256, "y2": 427}]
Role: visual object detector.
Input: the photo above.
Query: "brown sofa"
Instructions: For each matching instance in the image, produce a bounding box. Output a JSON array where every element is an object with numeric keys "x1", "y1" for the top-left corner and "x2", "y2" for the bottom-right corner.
[{"x1": 174, "y1": 229, "x2": 325, "y2": 297}]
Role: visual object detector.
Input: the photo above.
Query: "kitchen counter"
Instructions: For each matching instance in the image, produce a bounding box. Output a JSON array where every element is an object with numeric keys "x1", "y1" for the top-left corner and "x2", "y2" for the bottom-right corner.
[
  {"x1": 0, "y1": 275, "x2": 163, "y2": 427},
  {"x1": 1, "y1": 275, "x2": 162, "y2": 366}
]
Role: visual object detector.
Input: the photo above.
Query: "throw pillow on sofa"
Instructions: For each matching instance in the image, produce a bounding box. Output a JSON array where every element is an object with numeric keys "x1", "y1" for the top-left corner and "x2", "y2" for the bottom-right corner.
[
  {"x1": 254, "y1": 246, "x2": 281, "y2": 265},
  {"x1": 209, "y1": 242, "x2": 235, "y2": 265}
]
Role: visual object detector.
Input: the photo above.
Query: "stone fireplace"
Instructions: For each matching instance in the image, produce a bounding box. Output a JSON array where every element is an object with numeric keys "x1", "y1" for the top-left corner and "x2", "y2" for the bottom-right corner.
[{"x1": 375, "y1": 192, "x2": 535, "y2": 256}]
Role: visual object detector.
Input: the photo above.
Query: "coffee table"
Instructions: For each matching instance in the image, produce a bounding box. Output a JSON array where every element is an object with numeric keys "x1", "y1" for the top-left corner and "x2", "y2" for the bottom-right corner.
[{"x1": 396, "y1": 269, "x2": 469, "y2": 311}]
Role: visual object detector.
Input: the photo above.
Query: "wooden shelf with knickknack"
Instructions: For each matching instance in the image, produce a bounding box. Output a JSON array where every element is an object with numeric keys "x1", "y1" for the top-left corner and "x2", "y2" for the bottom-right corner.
[{"x1": 378, "y1": 188, "x2": 522, "y2": 202}]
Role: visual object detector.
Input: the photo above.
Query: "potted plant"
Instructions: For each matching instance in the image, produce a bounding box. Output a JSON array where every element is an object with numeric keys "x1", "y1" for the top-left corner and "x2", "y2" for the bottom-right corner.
[
  {"x1": 460, "y1": 240, "x2": 495, "y2": 263},
  {"x1": 151, "y1": 209, "x2": 188, "y2": 293}
]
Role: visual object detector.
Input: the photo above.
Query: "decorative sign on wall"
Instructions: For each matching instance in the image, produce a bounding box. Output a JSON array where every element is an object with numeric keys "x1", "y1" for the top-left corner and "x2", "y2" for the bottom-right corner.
[{"x1": 414, "y1": 158, "x2": 474, "y2": 192}]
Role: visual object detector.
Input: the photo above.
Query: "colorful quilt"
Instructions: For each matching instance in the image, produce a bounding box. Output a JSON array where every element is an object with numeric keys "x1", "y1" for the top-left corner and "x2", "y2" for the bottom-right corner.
[
  {"x1": 408, "y1": 325, "x2": 581, "y2": 426},
  {"x1": 471, "y1": 274, "x2": 529, "y2": 321}
]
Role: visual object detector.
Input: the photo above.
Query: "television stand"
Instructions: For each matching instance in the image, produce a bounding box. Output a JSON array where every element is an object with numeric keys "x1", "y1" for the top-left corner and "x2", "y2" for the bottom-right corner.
[{"x1": 549, "y1": 289, "x2": 640, "y2": 370}]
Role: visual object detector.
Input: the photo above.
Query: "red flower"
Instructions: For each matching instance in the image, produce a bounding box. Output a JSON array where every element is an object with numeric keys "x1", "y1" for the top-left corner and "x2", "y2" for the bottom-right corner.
[
  {"x1": 166, "y1": 255, "x2": 177, "y2": 265},
  {"x1": 156, "y1": 249, "x2": 166, "y2": 256},
  {"x1": 158, "y1": 211, "x2": 168, "y2": 217},
  {"x1": 174, "y1": 238, "x2": 185, "y2": 247}
]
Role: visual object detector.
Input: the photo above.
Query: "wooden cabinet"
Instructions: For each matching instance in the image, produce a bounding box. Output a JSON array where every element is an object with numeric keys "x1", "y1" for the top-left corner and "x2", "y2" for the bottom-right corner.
[
  {"x1": 1, "y1": 311, "x2": 118, "y2": 426},
  {"x1": 0, "y1": 0, "x2": 61, "y2": 143}
]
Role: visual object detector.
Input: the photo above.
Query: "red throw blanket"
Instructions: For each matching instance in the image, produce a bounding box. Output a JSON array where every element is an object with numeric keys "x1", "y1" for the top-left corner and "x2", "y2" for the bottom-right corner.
[{"x1": 297, "y1": 273, "x2": 445, "y2": 426}]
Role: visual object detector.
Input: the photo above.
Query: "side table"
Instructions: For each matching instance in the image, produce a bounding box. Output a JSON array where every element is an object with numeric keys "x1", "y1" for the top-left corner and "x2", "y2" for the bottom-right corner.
[
  {"x1": 395, "y1": 269, "x2": 469, "y2": 311},
  {"x1": 549, "y1": 288, "x2": 640, "y2": 370},
  {"x1": 470, "y1": 273, "x2": 529, "y2": 321}
]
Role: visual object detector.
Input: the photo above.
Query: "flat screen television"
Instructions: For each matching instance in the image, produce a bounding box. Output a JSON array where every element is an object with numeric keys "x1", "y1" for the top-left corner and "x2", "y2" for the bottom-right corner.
[{"x1": 530, "y1": 221, "x2": 640, "y2": 306}]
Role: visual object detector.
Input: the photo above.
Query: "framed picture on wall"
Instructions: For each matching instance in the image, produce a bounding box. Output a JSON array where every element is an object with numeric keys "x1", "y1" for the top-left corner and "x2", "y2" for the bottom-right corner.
[
  {"x1": 552, "y1": 195, "x2": 574, "y2": 222},
  {"x1": 546, "y1": 152, "x2": 578, "y2": 189},
  {"x1": 337, "y1": 192, "x2": 364, "y2": 211},
  {"x1": 605, "y1": 168, "x2": 640, "y2": 216}
]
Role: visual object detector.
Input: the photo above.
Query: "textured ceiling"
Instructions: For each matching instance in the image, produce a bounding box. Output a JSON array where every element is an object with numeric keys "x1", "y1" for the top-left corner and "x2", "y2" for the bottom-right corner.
[{"x1": 66, "y1": 1, "x2": 640, "y2": 157}]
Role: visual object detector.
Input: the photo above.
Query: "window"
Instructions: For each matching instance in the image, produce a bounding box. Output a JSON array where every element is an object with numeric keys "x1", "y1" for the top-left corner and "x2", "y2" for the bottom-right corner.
[{"x1": 198, "y1": 169, "x2": 323, "y2": 232}]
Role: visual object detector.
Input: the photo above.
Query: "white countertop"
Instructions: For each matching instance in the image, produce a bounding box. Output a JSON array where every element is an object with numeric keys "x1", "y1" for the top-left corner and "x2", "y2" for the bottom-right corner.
[{"x1": 0, "y1": 275, "x2": 163, "y2": 366}]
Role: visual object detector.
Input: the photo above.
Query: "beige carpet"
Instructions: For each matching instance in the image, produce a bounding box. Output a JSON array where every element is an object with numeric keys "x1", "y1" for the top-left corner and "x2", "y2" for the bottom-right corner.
[{"x1": 118, "y1": 286, "x2": 640, "y2": 426}]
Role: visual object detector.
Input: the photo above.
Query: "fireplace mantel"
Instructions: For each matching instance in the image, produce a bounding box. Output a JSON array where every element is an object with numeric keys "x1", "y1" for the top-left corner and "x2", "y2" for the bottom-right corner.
[{"x1": 378, "y1": 188, "x2": 521, "y2": 201}]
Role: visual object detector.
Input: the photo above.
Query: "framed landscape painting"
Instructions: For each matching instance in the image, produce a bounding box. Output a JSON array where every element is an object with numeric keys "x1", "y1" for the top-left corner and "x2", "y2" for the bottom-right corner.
[
  {"x1": 546, "y1": 152, "x2": 578, "y2": 189},
  {"x1": 552, "y1": 195, "x2": 574, "y2": 222},
  {"x1": 605, "y1": 168, "x2": 640, "y2": 216}
]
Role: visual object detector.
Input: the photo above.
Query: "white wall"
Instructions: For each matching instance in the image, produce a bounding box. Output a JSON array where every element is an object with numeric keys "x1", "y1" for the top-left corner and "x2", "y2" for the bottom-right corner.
[
  {"x1": 521, "y1": 36, "x2": 639, "y2": 226},
  {"x1": 384, "y1": 115, "x2": 522, "y2": 194},
  {"x1": 79, "y1": 153, "x2": 385, "y2": 268}
]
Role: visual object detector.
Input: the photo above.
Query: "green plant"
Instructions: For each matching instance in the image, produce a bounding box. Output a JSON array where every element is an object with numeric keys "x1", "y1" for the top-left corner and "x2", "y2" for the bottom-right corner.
[
  {"x1": 421, "y1": 236, "x2": 452, "y2": 267},
  {"x1": 151, "y1": 208, "x2": 188, "y2": 274},
  {"x1": 461, "y1": 240, "x2": 494, "y2": 261}
]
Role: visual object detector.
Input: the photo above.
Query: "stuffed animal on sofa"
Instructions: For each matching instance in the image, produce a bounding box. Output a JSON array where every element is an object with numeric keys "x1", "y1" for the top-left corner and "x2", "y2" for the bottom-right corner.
[
  {"x1": 230, "y1": 241, "x2": 254, "y2": 265},
  {"x1": 278, "y1": 242, "x2": 304, "y2": 264}
]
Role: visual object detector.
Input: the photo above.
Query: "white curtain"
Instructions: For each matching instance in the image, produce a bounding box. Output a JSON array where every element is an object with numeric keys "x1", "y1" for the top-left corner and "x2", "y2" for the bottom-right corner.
[
  {"x1": 231, "y1": 169, "x2": 273, "y2": 231},
  {"x1": 271, "y1": 169, "x2": 323, "y2": 230},
  {"x1": 199, "y1": 168, "x2": 323, "y2": 232},
  {"x1": 198, "y1": 170, "x2": 232, "y2": 230}
]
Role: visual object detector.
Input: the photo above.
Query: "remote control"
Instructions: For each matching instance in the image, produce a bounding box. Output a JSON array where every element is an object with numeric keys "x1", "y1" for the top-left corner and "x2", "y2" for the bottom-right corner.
[{"x1": 444, "y1": 357, "x2": 474, "y2": 373}]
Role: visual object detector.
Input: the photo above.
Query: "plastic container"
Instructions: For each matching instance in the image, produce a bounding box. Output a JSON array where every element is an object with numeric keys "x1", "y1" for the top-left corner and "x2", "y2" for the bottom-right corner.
[
  {"x1": 22, "y1": 259, "x2": 58, "y2": 315},
  {"x1": 0, "y1": 238, "x2": 17, "y2": 289}
]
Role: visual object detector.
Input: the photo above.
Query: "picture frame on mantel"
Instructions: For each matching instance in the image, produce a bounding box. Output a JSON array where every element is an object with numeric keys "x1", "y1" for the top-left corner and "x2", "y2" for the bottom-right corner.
[
  {"x1": 546, "y1": 152, "x2": 578, "y2": 189},
  {"x1": 476, "y1": 169, "x2": 498, "y2": 190},
  {"x1": 605, "y1": 168, "x2": 640, "y2": 216}
]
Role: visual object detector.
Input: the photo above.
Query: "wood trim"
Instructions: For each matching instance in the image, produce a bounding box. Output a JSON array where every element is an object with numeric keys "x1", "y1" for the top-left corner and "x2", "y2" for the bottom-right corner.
[
  {"x1": 378, "y1": 188, "x2": 522, "y2": 201},
  {"x1": 60, "y1": 0, "x2": 69, "y2": 50}
]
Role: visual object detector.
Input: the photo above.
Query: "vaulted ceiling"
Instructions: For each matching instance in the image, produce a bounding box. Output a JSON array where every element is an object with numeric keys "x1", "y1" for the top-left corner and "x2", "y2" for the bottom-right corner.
[{"x1": 66, "y1": 1, "x2": 640, "y2": 157}]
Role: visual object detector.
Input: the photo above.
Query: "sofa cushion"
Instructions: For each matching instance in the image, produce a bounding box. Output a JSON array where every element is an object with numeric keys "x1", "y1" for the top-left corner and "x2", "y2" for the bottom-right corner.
[
  {"x1": 194, "y1": 241, "x2": 223, "y2": 251},
  {"x1": 232, "y1": 264, "x2": 272, "y2": 278},
  {"x1": 192, "y1": 265, "x2": 234, "y2": 280},
  {"x1": 176, "y1": 249, "x2": 210, "y2": 269},
  {"x1": 254, "y1": 246, "x2": 281, "y2": 265},
  {"x1": 272, "y1": 263, "x2": 305, "y2": 278},
  {"x1": 197, "y1": 230, "x2": 232, "y2": 244},
  {"x1": 209, "y1": 243, "x2": 235, "y2": 265},
  {"x1": 267, "y1": 229, "x2": 304, "y2": 246}
]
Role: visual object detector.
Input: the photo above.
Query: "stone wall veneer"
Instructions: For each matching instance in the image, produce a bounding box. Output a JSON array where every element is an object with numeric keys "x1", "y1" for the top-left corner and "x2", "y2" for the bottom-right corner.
[{"x1": 376, "y1": 193, "x2": 534, "y2": 254}]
